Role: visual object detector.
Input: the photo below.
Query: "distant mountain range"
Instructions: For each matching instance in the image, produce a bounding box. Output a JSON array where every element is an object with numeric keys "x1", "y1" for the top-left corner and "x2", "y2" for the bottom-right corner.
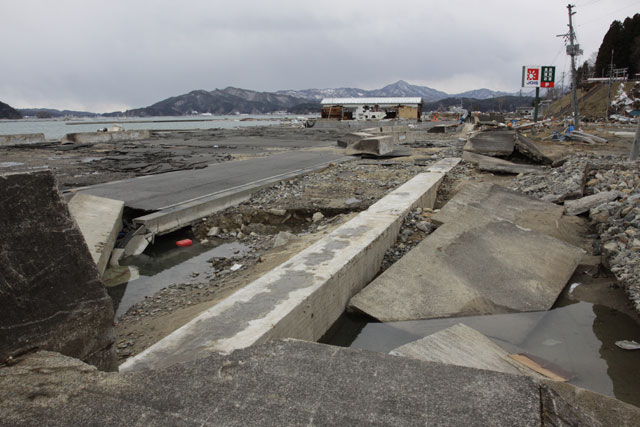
[
  {"x1": 113, "y1": 87, "x2": 314, "y2": 117},
  {"x1": 18, "y1": 108, "x2": 98, "y2": 118},
  {"x1": 276, "y1": 80, "x2": 519, "y2": 102},
  {"x1": 112, "y1": 80, "x2": 530, "y2": 117},
  {"x1": 7, "y1": 81, "x2": 534, "y2": 118}
]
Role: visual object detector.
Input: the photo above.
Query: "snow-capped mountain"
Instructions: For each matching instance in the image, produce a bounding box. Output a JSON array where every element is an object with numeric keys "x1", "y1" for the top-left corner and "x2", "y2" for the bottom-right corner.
[{"x1": 276, "y1": 80, "x2": 522, "y2": 102}]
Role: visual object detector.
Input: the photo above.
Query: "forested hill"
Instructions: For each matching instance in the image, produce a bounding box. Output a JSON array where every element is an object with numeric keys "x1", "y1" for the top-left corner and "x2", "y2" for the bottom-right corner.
[
  {"x1": 594, "y1": 13, "x2": 640, "y2": 78},
  {"x1": 0, "y1": 101, "x2": 22, "y2": 119}
]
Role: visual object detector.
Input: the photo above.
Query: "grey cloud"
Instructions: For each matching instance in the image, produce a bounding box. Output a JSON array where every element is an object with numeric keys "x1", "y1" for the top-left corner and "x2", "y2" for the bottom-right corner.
[{"x1": 0, "y1": 0, "x2": 634, "y2": 112}]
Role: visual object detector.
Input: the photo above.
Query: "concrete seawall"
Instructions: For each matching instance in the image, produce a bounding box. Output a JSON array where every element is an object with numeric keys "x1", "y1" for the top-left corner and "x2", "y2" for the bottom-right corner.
[
  {"x1": 0, "y1": 133, "x2": 46, "y2": 145},
  {"x1": 120, "y1": 158, "x2": 460, "y2": 372},
  {"x1": 61, "y1": 129, "x2": 151, "y2": 144}
]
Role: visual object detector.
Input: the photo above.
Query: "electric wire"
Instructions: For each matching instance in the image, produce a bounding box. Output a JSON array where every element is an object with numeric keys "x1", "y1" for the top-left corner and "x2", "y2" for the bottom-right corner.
[{"x1": 577, "y1": 0, "x2": 640, "y2": 27}]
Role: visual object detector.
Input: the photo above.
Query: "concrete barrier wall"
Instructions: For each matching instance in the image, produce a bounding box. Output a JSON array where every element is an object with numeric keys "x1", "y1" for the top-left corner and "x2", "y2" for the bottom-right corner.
[
  {"x1": 61, "y1": 130, "x2": 151, "y2": 144},
  {"x1": 120, "y1": 158, "x2": 460, "y2": 372},
  {"x1": 0, "y1": 133, "x2": 46, "y2": 145},
  {"x1": 311, "y1": 120, "x2": 426, "y2": 130}
]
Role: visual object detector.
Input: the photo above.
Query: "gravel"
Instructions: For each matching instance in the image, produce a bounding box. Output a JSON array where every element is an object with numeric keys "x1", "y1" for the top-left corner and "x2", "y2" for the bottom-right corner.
[
  {"x1": 585, "y1": 160, "x2": 640, "y2": 313},
  {"x1": 510, "y1": 152, "x2": 640, "y2": 314},
  {"x1": 509, "y1": 155, "x2": 590, "y2": 202}
]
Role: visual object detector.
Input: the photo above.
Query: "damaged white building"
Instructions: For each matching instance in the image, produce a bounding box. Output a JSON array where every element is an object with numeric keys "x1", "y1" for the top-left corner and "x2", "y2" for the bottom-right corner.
[{"x1": 320, "y1": 97, "x2": 423, "y2": 121}]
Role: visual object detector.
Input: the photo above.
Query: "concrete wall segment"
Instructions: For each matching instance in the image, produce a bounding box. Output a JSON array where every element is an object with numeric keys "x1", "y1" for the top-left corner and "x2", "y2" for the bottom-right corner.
[{"x1": 120, "y1": 159, "x2": 459, "y2": 372}]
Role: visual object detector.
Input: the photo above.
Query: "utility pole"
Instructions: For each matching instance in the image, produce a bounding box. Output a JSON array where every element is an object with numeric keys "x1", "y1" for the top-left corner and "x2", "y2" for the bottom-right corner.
[
  {"x1": 567, "y1": 4, "x2": 580, "y2": 128},
  {"x1": 630, "y1": 118, "x2": 640, "y2": 161},
  {"x1": 606, "y1": 49, "x2": 614, "y2": 120}
]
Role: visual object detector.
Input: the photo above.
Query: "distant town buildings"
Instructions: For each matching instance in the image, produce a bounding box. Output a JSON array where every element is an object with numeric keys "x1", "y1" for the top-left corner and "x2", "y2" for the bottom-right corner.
[{"x1": 320, "y1": 97, "x2": 423, "y2": 121}]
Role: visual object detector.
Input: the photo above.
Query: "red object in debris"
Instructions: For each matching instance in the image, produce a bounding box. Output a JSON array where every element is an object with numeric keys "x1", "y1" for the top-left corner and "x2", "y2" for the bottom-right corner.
[{"x1": 176, "y1": 239, "x2": 193, "y2": 247}]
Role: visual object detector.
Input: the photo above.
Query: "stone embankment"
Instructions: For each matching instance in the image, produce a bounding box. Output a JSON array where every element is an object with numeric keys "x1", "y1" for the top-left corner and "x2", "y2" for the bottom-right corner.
[
  {"x1": 511, "y1": 153, "x2": 640, "y2": 313},
  {"x1": 586, "y1": 161, "x2": 640, "y2": 313}
]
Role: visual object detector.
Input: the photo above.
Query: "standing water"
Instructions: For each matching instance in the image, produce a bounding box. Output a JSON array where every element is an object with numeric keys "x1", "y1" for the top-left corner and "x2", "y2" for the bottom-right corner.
[
  {"x1": 324, "y1": 273, "x2": 640, "y2": 407},
  {"x1": 0, "y1": 114, "x2": 314, "y2": 139},
  {"x1": 104, "y1": 231, "x2": 249, "y2": 319}
]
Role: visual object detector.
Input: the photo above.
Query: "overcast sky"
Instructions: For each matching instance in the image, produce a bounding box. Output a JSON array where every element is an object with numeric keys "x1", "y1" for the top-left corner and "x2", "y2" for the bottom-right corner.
[{"x1": 2, "y1": 0, "x2": 639, "y2": 112}]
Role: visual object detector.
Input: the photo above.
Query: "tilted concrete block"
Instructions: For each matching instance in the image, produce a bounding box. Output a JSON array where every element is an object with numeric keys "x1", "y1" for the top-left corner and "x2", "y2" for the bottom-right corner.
[{"x1": 0, "y1": 171, "x2": 117, "y2": 370}]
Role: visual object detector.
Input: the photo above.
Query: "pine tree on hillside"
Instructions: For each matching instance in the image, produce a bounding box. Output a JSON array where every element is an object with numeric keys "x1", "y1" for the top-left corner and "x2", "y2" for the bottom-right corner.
[
  {"x1": 595, "y1": 14, "x2": 640, "y2": 78},
  {"x1": 624, "y1": 14, "x2": 640, "y2": 77},
  {"x1": 595, "y1": 20, "x2": 624, "y2": 77},
  {"x1": 631, "y1": 35, "x2": 640, "y2": 77}
]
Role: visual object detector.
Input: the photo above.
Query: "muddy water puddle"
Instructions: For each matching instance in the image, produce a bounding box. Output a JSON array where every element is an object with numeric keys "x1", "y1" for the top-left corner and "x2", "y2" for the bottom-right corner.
[
  {"x1": 324, "y1": 280, "x2": 640, "y2": 407},
  {"x1": 104, "y1": 231, "x2": 250, "y2": 319}
]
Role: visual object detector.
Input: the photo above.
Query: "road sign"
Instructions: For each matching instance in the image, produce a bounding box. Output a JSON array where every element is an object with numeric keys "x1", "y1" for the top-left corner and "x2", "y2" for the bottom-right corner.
[
  {"x1": 522, "y1": 66, "x2": 555, "y2": 88},
  {"x1": 541, "y1": 66, "x2": 555, "y2": 88}
]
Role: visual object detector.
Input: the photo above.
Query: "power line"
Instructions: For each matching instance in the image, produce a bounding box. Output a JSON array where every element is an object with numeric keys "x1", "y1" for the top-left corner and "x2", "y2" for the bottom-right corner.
[
  {"x1": 576, "y1": 0, "x2": 640, "y2": 27},
  {"x1": 577, "y1": 0, "x2": 603, "y2": 7},
  {"x1": 549, "y1": 44, "x2": 565, "y2": 67}
]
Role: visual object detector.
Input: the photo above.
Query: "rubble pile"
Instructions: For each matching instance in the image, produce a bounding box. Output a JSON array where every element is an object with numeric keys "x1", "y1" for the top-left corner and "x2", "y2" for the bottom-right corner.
[
  {"x1": 509, "y1": 153, "x2": 640, "y2": 313},
  {"x1": 248, "y1": 161, "x2": 431, "y2": 209},
  {"x1": 378, "y1": 162, "x2": 472, "y2": 273},
  {"x1": 610, "y1": 81, "x2": 640, "y2": 116},
  {"x1": 379, "y1": 207, "x2": 437, "y2": 272},
  {"x1": 586, "y1": 161, "x2": 640, "y2": 312},
  {"x1": 509, "y1": 154, "x2": 591, "y2": 202}
]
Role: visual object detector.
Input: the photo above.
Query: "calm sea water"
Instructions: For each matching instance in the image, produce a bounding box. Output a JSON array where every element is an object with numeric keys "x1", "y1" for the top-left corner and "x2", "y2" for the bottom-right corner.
[{"x1": 0, "y1": 114, "x2": 316, "y2": 140}]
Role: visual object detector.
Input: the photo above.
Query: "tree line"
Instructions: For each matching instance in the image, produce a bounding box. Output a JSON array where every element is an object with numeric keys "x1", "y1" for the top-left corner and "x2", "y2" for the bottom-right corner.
[{"x1": 585, "y1": 13, "x2": 640, "y2": 80}]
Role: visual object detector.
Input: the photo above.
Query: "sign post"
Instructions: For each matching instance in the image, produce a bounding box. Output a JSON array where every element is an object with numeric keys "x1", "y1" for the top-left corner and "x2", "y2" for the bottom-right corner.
[{"x1": 522, "y1": 66, "x2": 555, "y2": 122}]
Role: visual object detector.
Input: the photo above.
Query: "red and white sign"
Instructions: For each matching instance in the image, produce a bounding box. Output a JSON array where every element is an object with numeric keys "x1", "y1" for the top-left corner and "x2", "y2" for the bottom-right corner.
[{"x1": 523, "y1": 66, "x2": 540, "y2": 87}]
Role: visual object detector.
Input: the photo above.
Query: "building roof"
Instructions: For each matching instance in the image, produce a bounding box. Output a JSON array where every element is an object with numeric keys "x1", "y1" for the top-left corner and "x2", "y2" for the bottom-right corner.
[{"x1": 321, "y1": 97, "x2": 423, "y2": 105}]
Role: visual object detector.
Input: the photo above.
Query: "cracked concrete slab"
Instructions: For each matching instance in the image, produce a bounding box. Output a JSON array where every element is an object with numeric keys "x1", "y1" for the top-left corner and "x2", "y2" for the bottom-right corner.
[
  {"x1": 515, "y1": 132, "x2": 556, "y2": 165},
  {"x1": 68, "y1": 193, "x2": 124, "y2": 277},
  {"x1": 336, "y1": 132, "x2": 374, "y2": 148},
  {"x1": 564, "y1": 191, "x2": 621, "y2": 216},
  {"x1": 346, "y1": 135, "x2": 395, "y2": 156},
  {"x1": 2, "y1": 341, "x2": 637, "y2": 426},
  {"x1": 463, "y1": 130, "x2": 515, "y2": 157},
  {"x1": 390, "y1": 323, "x2": 545, "y2": 378},
  {"x1": 462, "y1": 151, "x2": 542, "y2": 174},
  {"x1": 349, "y1": 213, "x2": 583, "y2": 321},
  {"x1": 431, "y1": 181, "x2": 565, "y2": 233}
]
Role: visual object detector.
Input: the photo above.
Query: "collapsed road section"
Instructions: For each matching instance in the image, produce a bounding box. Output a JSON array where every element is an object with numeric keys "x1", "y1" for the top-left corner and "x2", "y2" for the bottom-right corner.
[{"x1": 76, "y1": 149, "x2": 349, "y2": 244}]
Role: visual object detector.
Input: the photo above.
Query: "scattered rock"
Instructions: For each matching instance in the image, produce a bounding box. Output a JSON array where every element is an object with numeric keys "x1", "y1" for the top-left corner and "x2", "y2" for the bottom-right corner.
[
  {"x1": 510, "y1": 154, "x2": 590, "y2": 202},
  {"x1": 345, "y1": 197, "x2": 361, "y2": 205},
  {"x1": 268, "y1": 208, "x2": 287, "y2": 216},
  {"x1": 564, "y1": 191, "x2": 621, "y2": 216},
  {"x1": 416, "y1": 221, "x2": 434, "y2": 233},
  {"x1": 273, "y1": 231, "x2": 295, "y2": 248}
]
